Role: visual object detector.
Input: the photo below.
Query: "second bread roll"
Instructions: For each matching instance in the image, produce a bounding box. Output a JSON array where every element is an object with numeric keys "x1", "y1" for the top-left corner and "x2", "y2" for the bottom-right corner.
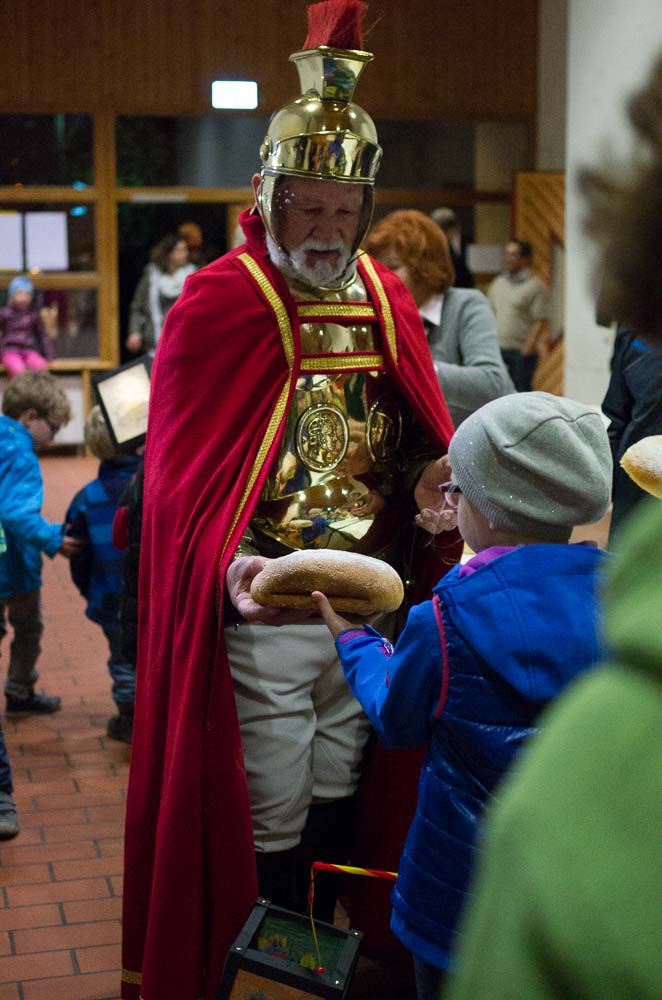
[{"x1": 620, "y1": 435, "x2": 662, "y2": 499}]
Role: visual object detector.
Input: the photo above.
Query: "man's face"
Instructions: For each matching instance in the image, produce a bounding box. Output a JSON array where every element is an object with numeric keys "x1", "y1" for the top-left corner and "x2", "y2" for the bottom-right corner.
[
  {"x1": 503, "y1": 242, "x2": 525, "y2": 275},
  {"x1": 274, "y1": 176, "x2": 363, "y2": 283}
]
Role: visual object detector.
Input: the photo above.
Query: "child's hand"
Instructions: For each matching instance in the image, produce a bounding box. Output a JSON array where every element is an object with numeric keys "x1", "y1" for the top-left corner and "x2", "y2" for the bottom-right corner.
[
  {"x1": 415, "y1": 507, "x2": 458, "y2": 534},
  {"x1": 414, "y1": 454, "x2": 452, "y2": 511},
  {"x1": 311, "y1": 591, "x2": 353, "y2": 639},
  {"x1": 60, "y1": 535, "x2": 83, "y2": 558},
  {"x1": 125, "y1": 332, "x2": 143, "y2": 353}
]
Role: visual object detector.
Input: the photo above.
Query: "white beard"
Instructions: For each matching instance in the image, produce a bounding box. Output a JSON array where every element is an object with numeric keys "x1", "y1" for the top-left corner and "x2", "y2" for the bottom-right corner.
[{"x1": 266, "y1": 234, "x2": 355, "y2": 289}]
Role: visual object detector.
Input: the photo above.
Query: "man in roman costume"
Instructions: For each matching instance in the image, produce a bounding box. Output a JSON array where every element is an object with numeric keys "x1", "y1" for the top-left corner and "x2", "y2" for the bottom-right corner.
[{"x1": 121, "y1": 3, "x2": 460, "y2": 998}]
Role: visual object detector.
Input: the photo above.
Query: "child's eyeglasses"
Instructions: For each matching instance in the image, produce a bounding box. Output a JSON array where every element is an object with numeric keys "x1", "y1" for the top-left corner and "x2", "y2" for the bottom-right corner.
[
  {"x1": 437, "y1": 481, "x2": 463, "y2": 509},
  {"x1": 39, "y1": 416, "x2": 61, "y2": 438}
]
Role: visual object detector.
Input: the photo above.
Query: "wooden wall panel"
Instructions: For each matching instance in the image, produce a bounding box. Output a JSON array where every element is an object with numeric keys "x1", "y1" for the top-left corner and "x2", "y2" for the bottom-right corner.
[
  {"x1": 1, "y1": 0, "x2": 537, "y2": 120},
  {"x1": 514, "y1": 170, "x2": 565, "y2": 395},
  {"x1": 514, "y1": 171, "x2": 564, "y2": 286}
]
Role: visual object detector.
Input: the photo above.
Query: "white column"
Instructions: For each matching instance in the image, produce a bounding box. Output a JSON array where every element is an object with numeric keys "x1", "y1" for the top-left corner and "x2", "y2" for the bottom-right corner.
[{"x1": 565, "y1": 0, "x2": 662, "y2": 404}]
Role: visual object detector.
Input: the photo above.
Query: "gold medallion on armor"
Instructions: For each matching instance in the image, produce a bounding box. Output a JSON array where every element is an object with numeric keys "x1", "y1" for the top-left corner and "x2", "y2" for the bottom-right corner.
[
  {"x1": 366, "y1": 397, "x2": 403, "y2": 462},
  {"x1": 295, "y1": 403, "x2": 349, "y2": 472}
]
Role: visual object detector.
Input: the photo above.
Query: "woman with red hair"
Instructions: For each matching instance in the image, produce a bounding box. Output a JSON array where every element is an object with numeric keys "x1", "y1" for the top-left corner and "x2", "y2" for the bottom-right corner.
[{"x1": 365, "y1": 210, "x2": 513, "y2": 425}]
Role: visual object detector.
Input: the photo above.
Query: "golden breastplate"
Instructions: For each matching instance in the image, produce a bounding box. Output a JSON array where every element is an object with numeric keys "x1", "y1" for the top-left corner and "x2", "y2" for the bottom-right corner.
[{"x1": 251, "y1": 273, "x2": 409, "y2": 558}]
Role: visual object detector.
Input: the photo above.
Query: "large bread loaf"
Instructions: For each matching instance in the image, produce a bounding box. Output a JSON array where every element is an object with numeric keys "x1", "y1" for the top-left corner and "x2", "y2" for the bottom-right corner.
[{"x1": 250, "y1": 549, "x2": 405, "y2": 614}]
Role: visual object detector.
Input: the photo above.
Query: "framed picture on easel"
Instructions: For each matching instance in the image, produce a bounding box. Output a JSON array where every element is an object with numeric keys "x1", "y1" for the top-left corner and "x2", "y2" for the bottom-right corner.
[{"x1": 92, "y1": 353, "x2": 152, "y2": 453}]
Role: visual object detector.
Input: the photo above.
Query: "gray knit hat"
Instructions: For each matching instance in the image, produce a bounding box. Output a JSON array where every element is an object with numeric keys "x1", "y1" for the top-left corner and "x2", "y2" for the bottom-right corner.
[{"x1": 448, "y1": 392, "x2": 613, "y2": 541}]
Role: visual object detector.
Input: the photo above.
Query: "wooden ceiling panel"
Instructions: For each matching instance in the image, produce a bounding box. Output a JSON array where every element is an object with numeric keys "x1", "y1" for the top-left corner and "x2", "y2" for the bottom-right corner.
[{"x1": 0, "y1": 0, "x2": 537, "y2": 120}]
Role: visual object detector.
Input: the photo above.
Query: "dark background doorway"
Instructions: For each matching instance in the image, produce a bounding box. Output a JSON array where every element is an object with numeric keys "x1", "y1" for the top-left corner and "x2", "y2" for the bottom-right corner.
[{"x1": 117, "y1": 201, "x2": 228, "y2": 362}]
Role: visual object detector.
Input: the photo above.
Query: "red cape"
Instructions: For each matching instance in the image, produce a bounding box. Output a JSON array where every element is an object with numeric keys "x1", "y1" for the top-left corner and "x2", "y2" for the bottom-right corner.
[{"x1": 121, "y1": 210, "x2": 459, "y2": 999}]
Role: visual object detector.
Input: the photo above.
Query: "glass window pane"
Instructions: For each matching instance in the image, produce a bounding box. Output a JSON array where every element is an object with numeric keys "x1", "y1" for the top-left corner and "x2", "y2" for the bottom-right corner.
[
  {"x1": 375, "y1": 121, "x2": 476, "y2": 188},
  {"x1": 116, "y1": 116, "x2": 529, "y2": 193},
  {"x1": 117, "y1": 116, "x2": 480, "y2": 190},
  {"x1": 0, "y1": 115, "x2": 93, "y2": 186},
  {"x1": 0, "y1": 287, "x2": 98, "y2": 359},
  {"x1": 116, "y1": 115, "x2": 269, "y2": 187},
  {"x1": 0, "y1": 203, "x2": 95, "y2": 271},
  {"x1": 42, "y1": 289, "x2": 99, "y2": 358},
  {"x1": 117, "y1": 202, "x2": 228, "y2": 360}
]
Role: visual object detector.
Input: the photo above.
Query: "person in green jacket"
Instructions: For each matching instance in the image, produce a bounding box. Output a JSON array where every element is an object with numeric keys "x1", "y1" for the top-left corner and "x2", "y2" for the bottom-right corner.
[
  {"x1": 447, "y1": 501, "x2": 662, "y2": 1000},
  {"x1": 448, "y1": 53, "x2": 662, "y2": 1000}
]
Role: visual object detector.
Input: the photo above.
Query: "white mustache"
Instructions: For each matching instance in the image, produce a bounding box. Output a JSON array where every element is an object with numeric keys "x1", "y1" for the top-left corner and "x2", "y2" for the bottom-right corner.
[{"x1": 299, "y1": 238, "x2": 348, "y2": 253}]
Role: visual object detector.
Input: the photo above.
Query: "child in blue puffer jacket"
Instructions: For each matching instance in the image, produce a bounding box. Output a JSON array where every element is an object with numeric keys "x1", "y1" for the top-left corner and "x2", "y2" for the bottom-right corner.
[
  {"x1": 65, "y1": 407, "x2": 138, "y2": 744},
  {"x1": 313, "y1": 392, "x2": 613, "y2": 1000},
  {"x1": 1, "y1": 372, "x2": 81, "y2": 838},
  {"x1": 1, "y1": 371, "x2": 80, "y2": 719}
]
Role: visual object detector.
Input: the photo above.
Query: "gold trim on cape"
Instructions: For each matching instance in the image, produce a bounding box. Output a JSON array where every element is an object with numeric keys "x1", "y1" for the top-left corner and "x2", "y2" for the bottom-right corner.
[
  {"x1": 237, "y1": 252, "x2": 295, "y2": 367},
  {"x1": 222, "y1": 381, "x2": 291, "y2": 555},
  {"x1": 359, "y1": 253, "x2": 398, "y2": 365},
  {"x1": 300, "y1": 354, "x2": 384, "y2": 371},
  {"x1": 222, "y1": 254, "x2": 296, "y2": 556},
  {"x1": 122, "y1": 968, "x2": 142, "y2": 984},
  {"x1": 296, "y1": 303, "x2": 377, "y2": 319}
]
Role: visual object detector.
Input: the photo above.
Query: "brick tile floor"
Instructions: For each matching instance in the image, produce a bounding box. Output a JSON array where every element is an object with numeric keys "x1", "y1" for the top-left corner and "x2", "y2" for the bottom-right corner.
[{"x1": 1, "y1": 455, "x2": 127, "y2": 1000}]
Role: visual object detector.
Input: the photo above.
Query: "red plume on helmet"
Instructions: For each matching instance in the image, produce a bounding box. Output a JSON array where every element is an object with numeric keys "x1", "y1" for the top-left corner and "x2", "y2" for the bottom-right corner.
[{"x1": 303, "y1": 0, "x2": 369, "y2": 51}]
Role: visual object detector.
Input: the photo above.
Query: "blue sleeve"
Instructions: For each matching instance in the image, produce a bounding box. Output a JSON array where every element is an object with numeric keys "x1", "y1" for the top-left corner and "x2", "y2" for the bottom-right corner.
[
  {"x1": 335, "y1": 602, "x2": 444, "y2": 749},
  {"x1": 0, "y1": 451, "x2": 62, "y2": 558},
  {"x1": 65, "y1": 491, "x2": 92, "y2": 597}
]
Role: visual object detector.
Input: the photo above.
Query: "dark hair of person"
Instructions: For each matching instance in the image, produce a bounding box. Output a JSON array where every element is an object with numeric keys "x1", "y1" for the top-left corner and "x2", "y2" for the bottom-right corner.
[
  {"x1": 430, "y1": 206, "x2": 458, "y2": 234},
  {"x1": 150, "y1": 234, "x2": 187, "y2": 272},
  {"x1": 365, "y1": 210, "x2": 456, "y2": 299},
  {"x1": 513, "y1": 240, "x2": 533, "y2": 260},
  {"x1": 579, "y1": 55, "x2": 662, "y2": 341}
]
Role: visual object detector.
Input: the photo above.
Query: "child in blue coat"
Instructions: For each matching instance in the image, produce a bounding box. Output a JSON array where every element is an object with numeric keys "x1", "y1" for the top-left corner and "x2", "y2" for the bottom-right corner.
[
  {"x1": 0, "y1": 371, "x2": 79, "y2": 717},
  {"x1": 0, "y1": 372, "x2": 80, "y2": 837},
  {"x1": 313, "y1": 391, "x2": 613, "y2": 1000},
  {"x1": 66, "y1": 407, "x2": 138, "y2": 743}
]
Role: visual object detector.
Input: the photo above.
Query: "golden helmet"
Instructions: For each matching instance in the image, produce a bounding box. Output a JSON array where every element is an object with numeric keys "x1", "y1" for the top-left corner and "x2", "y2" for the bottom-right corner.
[
  {"x1": 260, "y1": 45, "x2": 381, "y2": 185},
  {"x1": 256, "y1": 4, "x2": 382, "y2": 257}
]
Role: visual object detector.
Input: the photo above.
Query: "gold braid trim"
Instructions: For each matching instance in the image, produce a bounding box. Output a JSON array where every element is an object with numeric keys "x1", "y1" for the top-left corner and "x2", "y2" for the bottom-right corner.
[
  {"x1": 122, "y1": 968, "x2": 142, "y2": 984},
  {"x1": 359, "y1": 253, "x2": 398, "y2": 365},
  {"x1": 221, "y1": 380, "x2": 291, "y2": 558},
  {"x1": 237, "y1": 252, "x2": 294, "y2": 367},
  {"x1": 297, "y1": 303, "x2": 377, "y2": 319},
  {"x1": 222, "y1": 253, "x2": 297, "y2": 558},
  {"x1": 301, "y1": 354, "x2": 384, "y2": 372}
]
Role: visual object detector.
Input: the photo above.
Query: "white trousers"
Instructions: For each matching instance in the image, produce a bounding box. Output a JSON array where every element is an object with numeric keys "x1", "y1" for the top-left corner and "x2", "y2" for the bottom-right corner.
[{"x1": 226, "y1": 621, "x2": 371, "y2": 853}]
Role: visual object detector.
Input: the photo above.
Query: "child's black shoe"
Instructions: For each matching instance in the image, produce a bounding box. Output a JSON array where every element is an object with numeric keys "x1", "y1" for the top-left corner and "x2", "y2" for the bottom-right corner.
[
  {"x1": 0, "y1": 791, "x2": 19, "y2": 840},
  {"x1": 107, "y1": 711, "x2": 133, "y2": 744},
  {"x1": 5, "y1": 692, "x2": 62, "y2": 716}
]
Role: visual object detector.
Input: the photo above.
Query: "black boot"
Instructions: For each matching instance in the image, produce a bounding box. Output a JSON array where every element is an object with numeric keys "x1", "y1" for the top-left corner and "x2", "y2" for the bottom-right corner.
[{"x1": 107, "y1": 705, "x2": 134, "y2": 744}]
